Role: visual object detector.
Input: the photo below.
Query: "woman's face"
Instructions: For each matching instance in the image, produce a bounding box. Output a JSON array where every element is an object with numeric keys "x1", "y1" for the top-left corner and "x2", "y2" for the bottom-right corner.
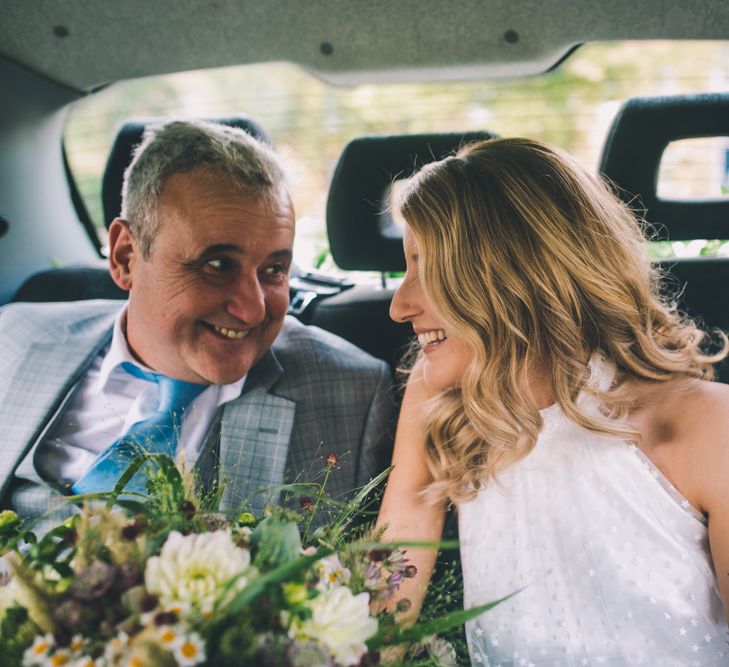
[{"x1": 390, "y1": 226, "x2": 474, "y2": 390}]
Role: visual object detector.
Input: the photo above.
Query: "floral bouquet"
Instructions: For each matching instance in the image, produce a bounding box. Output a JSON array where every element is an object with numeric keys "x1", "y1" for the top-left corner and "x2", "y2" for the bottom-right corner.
[{"x1": 0, "y1": 454, "x2": 501, "y2": 666}]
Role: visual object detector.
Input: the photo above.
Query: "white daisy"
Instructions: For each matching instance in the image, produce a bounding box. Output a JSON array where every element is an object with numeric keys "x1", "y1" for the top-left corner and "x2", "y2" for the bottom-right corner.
[
  {"x1": 173, "y1": 632, "x2": 206, "y2": 666},
  {"x1": 23, "y1": 634, "x2": 54, "y2": 666}
]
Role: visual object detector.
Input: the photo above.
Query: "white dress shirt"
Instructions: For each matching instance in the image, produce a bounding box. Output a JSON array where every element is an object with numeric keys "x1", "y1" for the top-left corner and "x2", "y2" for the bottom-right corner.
[{"x1": 36, "y1": 307, "x2": 246, "y2": 487}]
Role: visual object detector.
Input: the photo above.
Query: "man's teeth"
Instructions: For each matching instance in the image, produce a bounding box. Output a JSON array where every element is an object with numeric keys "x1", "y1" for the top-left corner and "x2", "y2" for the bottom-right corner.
[
  {"x1": 212, "y1": 325, "x2": 250, "y2": 340},
  {"x1": 417, "y1": 329, "x2": 447, "y2": 346}
]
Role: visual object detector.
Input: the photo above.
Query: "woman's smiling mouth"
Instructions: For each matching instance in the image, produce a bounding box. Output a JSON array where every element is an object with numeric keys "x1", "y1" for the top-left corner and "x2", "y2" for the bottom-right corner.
[{"x1": 417, "y1": 329, "x2": 447, "y2": 348}]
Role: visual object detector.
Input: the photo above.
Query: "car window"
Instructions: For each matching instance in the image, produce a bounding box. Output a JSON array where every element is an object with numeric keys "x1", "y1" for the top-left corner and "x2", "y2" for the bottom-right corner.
[{"x1": 64, "y1": 40, "x2": 729, "y2": 275}]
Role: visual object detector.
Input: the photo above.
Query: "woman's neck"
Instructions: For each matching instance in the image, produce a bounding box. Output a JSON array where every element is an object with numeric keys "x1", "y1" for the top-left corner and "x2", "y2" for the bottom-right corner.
[{"x1": 528, "y1": 361, "x2": 556, "y2": 410}]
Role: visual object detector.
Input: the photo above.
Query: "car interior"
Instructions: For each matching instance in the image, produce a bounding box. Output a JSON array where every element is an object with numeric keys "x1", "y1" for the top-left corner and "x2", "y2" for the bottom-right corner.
[
  {"x1": 1, "y1": 0, "x2": 727, "y2": 638},
  {"x1": 2, "y1": 3, "x2": 728, "y2": 358},
  {"x1": 0, "y1": 4, "x2": 727, "y2": 427}
]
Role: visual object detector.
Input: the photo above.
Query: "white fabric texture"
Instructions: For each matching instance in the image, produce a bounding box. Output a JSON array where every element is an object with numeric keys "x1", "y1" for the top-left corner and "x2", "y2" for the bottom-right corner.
[
  {"x1": 459, "y1": 356, "x2": 729, "y2": 666},
  {"x1": 35, "y1": 307, "x2": 245, "y2": 487}
]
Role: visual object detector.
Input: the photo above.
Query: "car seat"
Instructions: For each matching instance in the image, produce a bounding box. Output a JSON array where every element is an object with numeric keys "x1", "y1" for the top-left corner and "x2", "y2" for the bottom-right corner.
[
  {"x1": 599, "y1": 92, "x2": 729, "y2": 380},
  {"x1": 312, "y1": 130, "x2": 497, "y2": 369}
]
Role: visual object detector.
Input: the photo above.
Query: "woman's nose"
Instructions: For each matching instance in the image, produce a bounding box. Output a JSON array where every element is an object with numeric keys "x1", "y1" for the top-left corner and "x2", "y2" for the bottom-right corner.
[{"x1": 389, "y1": 275, "x2": 423, "y2": 323}]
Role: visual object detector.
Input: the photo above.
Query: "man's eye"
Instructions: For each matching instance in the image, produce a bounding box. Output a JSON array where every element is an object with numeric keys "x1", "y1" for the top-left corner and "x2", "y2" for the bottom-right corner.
[
  {"x1": 263, "y1": 264, "x2": 287, "y2": 276},
  {"x1": 206, "y1": 258, "x2": 228, "y2": 271}
]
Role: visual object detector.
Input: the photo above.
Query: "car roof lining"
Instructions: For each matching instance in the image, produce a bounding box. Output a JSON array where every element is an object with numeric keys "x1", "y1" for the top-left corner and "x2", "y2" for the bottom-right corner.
[{"x1": 1, "y1": 0, "x2": 728, "y2": 93}]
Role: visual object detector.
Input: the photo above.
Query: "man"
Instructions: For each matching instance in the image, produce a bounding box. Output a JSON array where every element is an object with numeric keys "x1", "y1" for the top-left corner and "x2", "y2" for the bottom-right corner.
[{"x1": 0, "y1": 121, "x2": 394, "y2": 527}]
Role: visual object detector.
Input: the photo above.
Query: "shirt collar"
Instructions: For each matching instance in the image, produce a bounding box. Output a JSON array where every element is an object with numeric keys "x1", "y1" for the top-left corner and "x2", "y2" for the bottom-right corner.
[
  {"x1": 95, "y1": 305, "x2": 137, "y2": 392},
  {"x1": 95, "y1": 305, "x2": 246, "y2": 405}
]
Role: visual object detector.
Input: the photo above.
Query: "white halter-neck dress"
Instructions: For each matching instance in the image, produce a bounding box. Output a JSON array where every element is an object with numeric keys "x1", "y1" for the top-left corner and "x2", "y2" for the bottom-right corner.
[{"x1": 459, "y1": 357, "x2": 729, "y2": 666}]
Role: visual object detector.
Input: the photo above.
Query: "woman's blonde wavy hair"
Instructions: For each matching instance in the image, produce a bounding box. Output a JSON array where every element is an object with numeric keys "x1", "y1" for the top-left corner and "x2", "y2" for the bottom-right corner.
[{"x1": 397, "y1": 137, "x2": 727, "y2": 505}]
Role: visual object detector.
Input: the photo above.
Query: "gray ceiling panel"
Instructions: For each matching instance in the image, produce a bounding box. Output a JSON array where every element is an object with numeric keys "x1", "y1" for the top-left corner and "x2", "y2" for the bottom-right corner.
[{"x1": 1, "y1": 0, "x2": 727, "y2": 92}]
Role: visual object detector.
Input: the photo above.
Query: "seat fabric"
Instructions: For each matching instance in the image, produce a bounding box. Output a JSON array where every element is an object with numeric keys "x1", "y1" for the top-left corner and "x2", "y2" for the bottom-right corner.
[{"x1": 599, "y1": 93, "x2": 729, "y2": 380}]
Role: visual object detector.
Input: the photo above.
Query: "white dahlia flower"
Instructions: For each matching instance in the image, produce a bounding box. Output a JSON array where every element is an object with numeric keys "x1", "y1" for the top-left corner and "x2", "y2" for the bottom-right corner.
[
  {"x1": 145, "y1": 530, "x2": 253, "y2": 613},
  {"x1": 289, "y1": 586, "x2": 378, "y2": 666}
]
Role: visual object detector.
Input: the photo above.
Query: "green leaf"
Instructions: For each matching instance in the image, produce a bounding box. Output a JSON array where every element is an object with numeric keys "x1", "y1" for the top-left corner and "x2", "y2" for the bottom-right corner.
[
  {"x1": 367, "y1": 589, "x2": 521, "y2": 649},
  {"x1": 110, "y1": 453, "x2": 150, "y2": 497},
  {"x1": 348, "y1": 539, "x2": 460, "y2": 552},
  {"x1": 108, "y1": 453, "x2": 186, "y2": 508},
  {"x1": 251, "y1": 517, "x2": 303, "y2": 570},
  {"x1": 327, "y1": 467, "x2": 392, "y2": 539},
  {"x1": 200, "y1": 477, "x2": 226, "y2": 512},
  {"x1": 217, "y1": 545, "x2": 333, "y2": 618}
]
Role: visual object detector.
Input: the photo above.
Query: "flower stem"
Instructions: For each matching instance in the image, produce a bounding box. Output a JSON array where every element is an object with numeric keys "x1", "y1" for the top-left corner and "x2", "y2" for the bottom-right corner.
[{"x1": 303, "y1": 464, "x2": 333, "y2": 543}]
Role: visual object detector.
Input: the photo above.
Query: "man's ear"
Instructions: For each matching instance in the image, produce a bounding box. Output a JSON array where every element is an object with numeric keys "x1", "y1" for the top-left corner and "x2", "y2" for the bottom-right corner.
[{"x1": 108, "y1": 218, "x2": 137, "y2": 291}]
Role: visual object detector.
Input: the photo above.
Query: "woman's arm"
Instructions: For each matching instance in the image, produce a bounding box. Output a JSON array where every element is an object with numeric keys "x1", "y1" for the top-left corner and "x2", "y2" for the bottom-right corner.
[
  {"x1": 707, "y1": 486, "x2": 729, "y2": 623},
  {"x1": 696, "y1": 388, "x2": 729, "y2": 622},
  {"x1": 632, "y1": 378, "x2": 729, "y2": 623},
  {"x1": 376, "y1": 363, "x2": 447, "y2": 623},
  {"x1": 677, "y1": 381, "x2": 729, "y2": 623}
]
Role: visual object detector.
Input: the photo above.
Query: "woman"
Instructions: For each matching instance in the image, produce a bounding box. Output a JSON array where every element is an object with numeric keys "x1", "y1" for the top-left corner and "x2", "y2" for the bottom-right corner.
[{"x1": 377, "y1": 138, "x2": 729, "y2": 665}]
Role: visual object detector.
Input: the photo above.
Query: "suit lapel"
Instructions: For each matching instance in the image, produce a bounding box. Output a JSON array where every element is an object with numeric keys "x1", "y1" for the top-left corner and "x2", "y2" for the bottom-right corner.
[
  {"x1": 0, "y1": 311, "x2": 116, "y2": 500},
  {"x1": 218, "y1": 348, "x2": 296, "y2": 515}
]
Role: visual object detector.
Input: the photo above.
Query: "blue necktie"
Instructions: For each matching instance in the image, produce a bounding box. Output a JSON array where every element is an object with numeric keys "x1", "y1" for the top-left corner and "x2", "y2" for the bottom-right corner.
[{"x1": 72, "y1": 362, "x2": 207, "y2": 495}]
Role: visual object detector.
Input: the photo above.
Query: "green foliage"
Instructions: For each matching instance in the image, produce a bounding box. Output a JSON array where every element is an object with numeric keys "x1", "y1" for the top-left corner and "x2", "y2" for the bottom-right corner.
[
  {"x1": 3, "y1": 454, "x2": 510, "y2": 666},
  {"x1": 206, "y1": 616, "x2": 260, "y2": 666},
  {"x1": 251, "y1": 517, "x2": 304, "y2": 570},
  {"x1": 0, "y1": 606, "x2": 36, "y2": 666},
  {"x1": 368, "y1": 592, "x2": 515, "y2": 651},
  {"x1": 313, "y1": 246, "x2": 330, "y2": 269},
  {"x1": 0, "y1": 510, "x2": 22, "y2": 555}
]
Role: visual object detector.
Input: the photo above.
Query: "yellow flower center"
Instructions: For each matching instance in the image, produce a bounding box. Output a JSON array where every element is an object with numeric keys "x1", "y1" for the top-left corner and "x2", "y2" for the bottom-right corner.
[
  {"x1": 161, "y1": 629, "x2": 177, "y2": 643},
  {"x1": 33, "y1": 642, "x2": 50, "y2": 655},
  {"x1": 181, "y1": 641, "x2": 198, "y2": 658}
]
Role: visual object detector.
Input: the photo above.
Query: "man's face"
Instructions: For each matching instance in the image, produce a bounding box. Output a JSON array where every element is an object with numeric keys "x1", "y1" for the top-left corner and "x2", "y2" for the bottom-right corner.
[{"x1": 109, "y1": 167, "x2": 295, "y2": 384}]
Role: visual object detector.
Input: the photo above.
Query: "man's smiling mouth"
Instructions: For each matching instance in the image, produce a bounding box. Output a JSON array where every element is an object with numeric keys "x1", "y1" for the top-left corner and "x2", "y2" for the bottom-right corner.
[{"x1": 206, "y1": 323, "x2": 251, "y2": 340}]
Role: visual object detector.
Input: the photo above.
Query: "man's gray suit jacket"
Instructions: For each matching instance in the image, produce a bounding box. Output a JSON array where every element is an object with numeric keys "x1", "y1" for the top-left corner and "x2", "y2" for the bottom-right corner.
[{"x1": 0, "y1": 299, "x2": 395, "y2": 521}]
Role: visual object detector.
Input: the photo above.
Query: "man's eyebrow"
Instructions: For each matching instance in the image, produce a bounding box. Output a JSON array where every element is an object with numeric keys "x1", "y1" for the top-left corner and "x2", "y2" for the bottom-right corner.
[
  {"x1": 199, "y1": 244, "x2": 242, "y2": 256},
  {"x1": 197, "y1": 245, "x2": 293, "y2": 260}
]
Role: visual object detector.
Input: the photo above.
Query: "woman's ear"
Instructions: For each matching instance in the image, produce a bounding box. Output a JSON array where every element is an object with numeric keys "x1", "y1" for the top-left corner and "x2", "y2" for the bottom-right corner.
[{"x1": 108, "y1": 218, "x2": 136, "y2": 291}]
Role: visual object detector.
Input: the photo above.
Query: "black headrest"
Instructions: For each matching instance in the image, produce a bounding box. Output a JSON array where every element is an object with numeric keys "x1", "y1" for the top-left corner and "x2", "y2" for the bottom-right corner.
[
  {"x1": 599, "y1": 93, "x2": 729, "y2": 240},
  {"x1": 101, "y1": 116, "x2": 272, "y2": 229},
  {"x1": 327, "y1": 131, "x2": 497, "y2": 272}
]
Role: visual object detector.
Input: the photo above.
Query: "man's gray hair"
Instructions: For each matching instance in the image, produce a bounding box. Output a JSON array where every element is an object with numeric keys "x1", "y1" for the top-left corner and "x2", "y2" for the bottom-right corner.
[{"x1": 120, "y1": 120, "x2": 289, "y2": 257}]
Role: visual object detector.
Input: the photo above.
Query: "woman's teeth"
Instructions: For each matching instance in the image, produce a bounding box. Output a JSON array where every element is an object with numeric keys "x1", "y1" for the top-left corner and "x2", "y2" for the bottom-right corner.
[
  {"x1": 417, "y1": 329, "x2": 447, "y2": 347},
  {"x1": 212, "y1": 324, "x2": 250, "y2": 340}
]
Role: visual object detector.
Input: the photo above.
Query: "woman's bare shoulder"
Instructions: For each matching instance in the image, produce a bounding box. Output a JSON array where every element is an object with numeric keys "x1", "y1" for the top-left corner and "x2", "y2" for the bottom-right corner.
[
  {"x1": 637, "y1": 377, "x2": 729, "y2": 512},
  {"x1": 666, "y1": 378, "x2": 729, "y2": 441},
  {"x1": 632, "y1": 376, "x2": 729, "y2": 437}
]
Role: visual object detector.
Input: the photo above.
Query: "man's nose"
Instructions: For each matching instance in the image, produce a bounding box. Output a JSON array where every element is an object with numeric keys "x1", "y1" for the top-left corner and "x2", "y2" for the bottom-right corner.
[{"x1": 227, "y1": 274, "x2": 266, "y2": 324}]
